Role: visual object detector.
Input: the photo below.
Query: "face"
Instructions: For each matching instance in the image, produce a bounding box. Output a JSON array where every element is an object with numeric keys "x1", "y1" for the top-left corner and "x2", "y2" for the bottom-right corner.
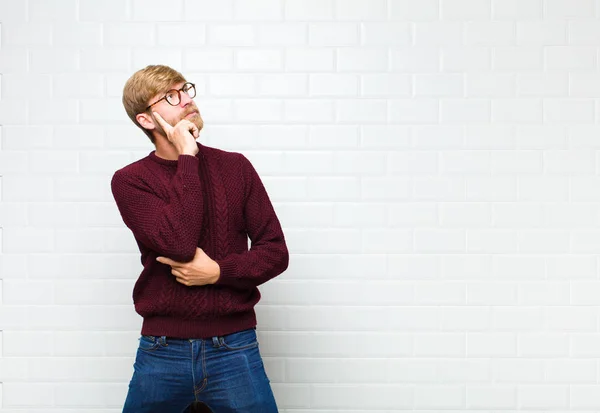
[{"x1": 147, "y1": 81, "x2": 204, "y2": 137}]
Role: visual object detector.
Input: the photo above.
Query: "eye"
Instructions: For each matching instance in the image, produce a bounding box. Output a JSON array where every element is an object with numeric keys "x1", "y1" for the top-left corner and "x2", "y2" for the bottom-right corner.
[{"x1": 166, "y1": 90, "x2": 178, "y2": 101}]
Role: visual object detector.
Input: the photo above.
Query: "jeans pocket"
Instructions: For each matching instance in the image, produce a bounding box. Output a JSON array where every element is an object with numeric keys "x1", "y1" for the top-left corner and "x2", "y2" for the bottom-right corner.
[
  {"x1": 138, "y1": 335, "x2": 160, "y2": 352},
  {"x1": 219, "y1": 329, "x2": 259, "y2": 351}
]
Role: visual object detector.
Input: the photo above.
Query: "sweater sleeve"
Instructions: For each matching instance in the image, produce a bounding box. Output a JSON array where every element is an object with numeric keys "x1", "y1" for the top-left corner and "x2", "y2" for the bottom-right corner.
[
  {"x1": 215, "y1": 155, "x2": 289, "y2": 289},
  {"x1": 111, "y1": 155, "x2": 203, "y2": 262}
]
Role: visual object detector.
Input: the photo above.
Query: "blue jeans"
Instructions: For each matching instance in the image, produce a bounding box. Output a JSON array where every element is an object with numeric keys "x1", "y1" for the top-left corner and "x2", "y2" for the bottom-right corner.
[{"x1": 122, "y1": 328, "x2": 278, "y2": 413}]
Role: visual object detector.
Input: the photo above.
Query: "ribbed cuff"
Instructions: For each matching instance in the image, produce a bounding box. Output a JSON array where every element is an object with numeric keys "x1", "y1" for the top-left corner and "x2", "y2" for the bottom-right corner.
[{"x1": 215, "y1": 258, "x2": 238, "y2": 287}]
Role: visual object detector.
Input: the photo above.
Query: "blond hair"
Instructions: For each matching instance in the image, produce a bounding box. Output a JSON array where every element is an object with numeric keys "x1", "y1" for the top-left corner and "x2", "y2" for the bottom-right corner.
[{"x1": 122, "y1": 65, "x2": 186, "y2": 143}]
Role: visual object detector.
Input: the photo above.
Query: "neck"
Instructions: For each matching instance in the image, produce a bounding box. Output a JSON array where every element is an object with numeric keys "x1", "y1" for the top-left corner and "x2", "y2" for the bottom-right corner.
[{"x1": 154, "y1": 138, "x2": 181, "y2": 161}]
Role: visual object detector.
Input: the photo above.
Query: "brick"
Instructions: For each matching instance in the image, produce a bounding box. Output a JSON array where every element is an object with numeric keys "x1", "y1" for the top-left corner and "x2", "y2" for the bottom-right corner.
[
  {"x1": 544, "y1": 0, "x2": 595, "y2": 18},
  {"x1": 466, "y1": 22, "x2": 516, "y2": 46},
  {"x1": 104, "y1": 23, "x2": 156, "y2": 46},
  {"x1": 467, "y1": 74, "x2": 515, "y2": 97},
  {"x1": 414, "y1": 229, "x2": 466, "y2": 252},
  {"x1": 439, "y1": 202, "x2": 491, "y2": 226},
  {"x1": 311, "y1": 385, "x2": 412, "y2": 409},
  {"x1": 519, "y1": 386, "x2": 569, "y2": 409},
  {"x1": 492, "y1": 99, "x2": 543, "y2": 123},
  {"x1": 2, "y1": 384, "x2": 54, "y2": 407},
  {"x1": 284, "y1": 99, "x2": 334, "y2": 122},
  {"x1": 467, "y1": 333, "x2": 517, "y2": 357},
  {"x1": 492, "y1": 0, "x2": 542, "y2": 19},
  {"x1": 390, "y1": 0, "x2": 439, "y2": 20},
  {"x1": 2, "y1": 23, "x2": 52, "y2": 46},
  {"x1": 184, "y1": 0, "x2": 233, "y2": 20},
  {"x1": 494, "y1": 47, "x2": 543, "y2": 71},
  {"x1": 233, "y1": 0, "x2": 283, "y2": 20},
  {"x1": 334, "y1": 0, "x2": 387, "y2": 20},
  {"x1": 80, "y1": 49, "x2": 130, "y2": 72},
  {"x1": 361, "y1": 22, "x2": 411, "y2": 46},
  {"x1": 468, "y1": 280, "x2": 518, "y2": 304},
  {"x1": 157, "y1": 23, "x2": 206, "y2": 46},
  {"x1": 53, "y1": 23, "x2": 103, "y2": 46},
  {"x1": 413, "y1": 177, "x2": 466, "y2": 201},
  {"x1": 441, "y1": 99, "x2": 490, "y2": 123},
  {"x1": 209, "y1": 74, "x2": 256, "y2": 96},
  {"x1": 308, "y1": 23, "x2": 359, "y2": 46},
  {"x1": 442, "y1": 47, "x2": 491, "y2": 72},
  {"x1": 493, "y1": 308, "x2": 543, "y2": 331},
  {"x1": 0, "y1": 0, "x2": 26, "y2": 21},
  {"x1": 388, "y1": 203, "x2": 438, "y2": 228},
  {"x1": 390, "y1": 99, "x2": 439, "y2": 123},
  {"x1": 415, "y1": 74, "x2": 464, "y2": 97},
  {"x1": 441, "y1": 307, "x2": 489, "y2": 330},
  {"x1": 184, "y1": 49, "x2": 234, "y2": 71},
  {"x1": 441, "y1": 0, "x2": 491, "y2": 20},
  {"x1": 466, "y1": 176, "x2": 517, "y2": 201},
  {"x1": 492, "y1": 359, "x2": 543, "y2": 383},
  {"x1": 236, "y1": 49, "x2": 283, "y2": 71},
  {"x1": 546, "y1": 46, "x2": 597, "y2": 70},
  {"x1": 0, "y1": 49, "x2": 28, "y2": 72},
  {"x1": 208, "y1": 24, "x2": 255, "y2": 46},
  {"x1": 309, "y1": 74, "x2": 357, "y2": 96},
  {"x1": 334, "y1": 151, "x2": 386, "y2": 175},
  {"x1": 415, "y1": 22, "x2": 463, "y2": 46},
  {"x1": 338, "y1": 99, "x2": 387, "y2": 123},
  {"x1": 79, "y1": 0, "x2": 130, "y2": 20},
  {"x1": 517, "y1": 73, "x2": 568, "y2": 96},
  {"x1": 467, "y1": 386, "x2": 517, "y2": 409},
  {"x1": 361, "y1": 74, "x2": 411, "y2": 97},
  {"x1": 257, "y1": 23, "x2": 307, "y2": 45},
  {"x1": 132, "y1": 0, "x2": 183, "y2": 21},
  {"x1": 414, "y1": 333, "x2": 465, "y2": 357},
  {"x1": 333, "y1": 203, "x2": 387, "y2": 227},
  {"x1": 388, "y1": 151, "x2": 438, "y2": 174},
  {"x1": 285, "y1": 48, "x2": 335, "y2": 71},
  {"x1": 258, "y1": 74, "x2": 308, "y2": 96},
  {"x1": 338, "y1": 48, "x2": 388, "y2": 72},
  {"x1": 415, "y1": 386, "x2": 466, "y2": 409},
  {"x1": 517, "y1": 22, "x2": 567, "y2": 46},
  {"x1": 2, "y1": 73, "x2": 52, "y2": 99},
  {"x1": 284, "y1": 0, "x2": 333, "y2": 20},
  {"x1": 544, "y1": 99, "x2": 595, "y2": 123}
]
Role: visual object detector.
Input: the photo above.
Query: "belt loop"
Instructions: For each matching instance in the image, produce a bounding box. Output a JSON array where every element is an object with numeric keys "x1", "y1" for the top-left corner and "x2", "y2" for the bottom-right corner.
[
  {"x1": 211, "y1": 336, "x2": 220, "y2": 347},
  {"x1": 160, "y1": 336, "x2": 168, "y2": 346}
]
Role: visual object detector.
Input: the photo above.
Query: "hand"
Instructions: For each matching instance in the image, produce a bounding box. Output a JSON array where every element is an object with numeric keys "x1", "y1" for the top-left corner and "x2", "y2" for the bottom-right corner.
[
  {"x1": 156, "y1": 247, "x2": 220, "y2": 287},
  {"x1": 153, "y1": 111, "x2": 199, "y2": 156}
]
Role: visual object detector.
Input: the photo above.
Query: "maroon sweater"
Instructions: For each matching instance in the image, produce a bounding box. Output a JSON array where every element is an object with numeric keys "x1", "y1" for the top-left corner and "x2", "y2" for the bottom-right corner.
[{"x1": 111, "y1": 143, "x2": 289, "y2": 338}]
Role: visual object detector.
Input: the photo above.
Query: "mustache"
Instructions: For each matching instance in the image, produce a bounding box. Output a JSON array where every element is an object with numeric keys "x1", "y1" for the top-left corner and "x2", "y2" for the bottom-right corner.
[{"x1": 183, "y1": 110, "x2": 199, "y2": 117}]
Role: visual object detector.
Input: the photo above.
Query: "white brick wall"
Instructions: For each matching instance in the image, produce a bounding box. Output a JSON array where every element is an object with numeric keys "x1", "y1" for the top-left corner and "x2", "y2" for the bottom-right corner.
[{"x1": 2, "y1": 0, "x2": 600, "y2": 412}]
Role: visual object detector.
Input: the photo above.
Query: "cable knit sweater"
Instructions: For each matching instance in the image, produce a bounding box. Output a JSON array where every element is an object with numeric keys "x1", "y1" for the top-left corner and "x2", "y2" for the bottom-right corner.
[{"x1": 111, "y1": 142, "x2": 289, "y2": 338}]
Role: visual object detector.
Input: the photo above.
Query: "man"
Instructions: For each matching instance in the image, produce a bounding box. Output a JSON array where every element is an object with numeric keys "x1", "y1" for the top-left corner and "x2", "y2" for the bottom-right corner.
[{"x1": 111, "y1": 65, "x2": 289, "y2": 413}]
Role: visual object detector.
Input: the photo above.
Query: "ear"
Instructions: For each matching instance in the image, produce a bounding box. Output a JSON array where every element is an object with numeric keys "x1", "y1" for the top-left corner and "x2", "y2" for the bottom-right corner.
[{"x1": 136, "y1": 112, "x2": 156, "y2": 130}]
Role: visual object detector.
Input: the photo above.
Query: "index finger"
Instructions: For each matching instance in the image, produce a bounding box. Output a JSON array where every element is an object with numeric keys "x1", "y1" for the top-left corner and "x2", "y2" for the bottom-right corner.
[
  {"x1": 156, "y1": 256, "x2": 179, "y2": 267},
  {"x1": 152, "y1": 111, "x2": 172, "y2": 131}
]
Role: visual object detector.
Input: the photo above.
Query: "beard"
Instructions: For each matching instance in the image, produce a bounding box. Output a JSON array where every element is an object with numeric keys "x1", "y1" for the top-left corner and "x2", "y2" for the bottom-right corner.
[
  {"x1": 182, "y1": 109, "x2": 204, "y2": 132},
  {"x1": 153, "y1": 108, "x2": 204, "y2": 138}
]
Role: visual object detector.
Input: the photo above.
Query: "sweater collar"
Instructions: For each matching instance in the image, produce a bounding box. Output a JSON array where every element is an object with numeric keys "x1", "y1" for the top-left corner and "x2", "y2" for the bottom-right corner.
[{"x1": 149, "y1": 142, "x2": 204, "y2": 166}]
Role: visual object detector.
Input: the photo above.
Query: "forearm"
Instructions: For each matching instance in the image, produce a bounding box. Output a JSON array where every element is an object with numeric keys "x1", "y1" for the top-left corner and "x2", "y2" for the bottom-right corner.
[
  {"x1": 112, "y1": 155, "x2": 204, "y2": 262},
  {"x1": 215, "y1": 235, "x2": 289, "y2": 289}
]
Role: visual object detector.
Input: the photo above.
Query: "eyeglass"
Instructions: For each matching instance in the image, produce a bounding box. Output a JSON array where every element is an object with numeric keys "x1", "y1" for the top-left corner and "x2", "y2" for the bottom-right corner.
[{"x1": 146, "y1": 82, "x2": 196, "y2": 111}]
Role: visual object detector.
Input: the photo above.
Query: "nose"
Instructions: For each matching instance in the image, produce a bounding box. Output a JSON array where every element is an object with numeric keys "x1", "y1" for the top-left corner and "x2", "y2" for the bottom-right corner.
[{"x1": 179, "y1": 91, "x2": 193, "y2": 107}]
